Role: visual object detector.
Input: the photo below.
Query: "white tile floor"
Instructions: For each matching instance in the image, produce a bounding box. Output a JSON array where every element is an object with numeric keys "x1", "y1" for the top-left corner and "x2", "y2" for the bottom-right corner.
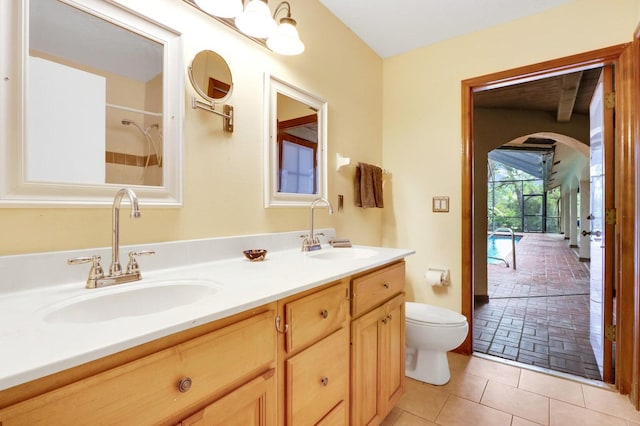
[{"x1": 382, "y1": 352, "x2": 640, "y2": 426}]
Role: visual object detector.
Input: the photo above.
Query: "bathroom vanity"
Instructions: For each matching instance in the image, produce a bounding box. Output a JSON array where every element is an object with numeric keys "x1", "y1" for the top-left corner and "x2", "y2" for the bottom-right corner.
[{"x1": 0, "y1": 231, "x2": 413, "y2": 425}]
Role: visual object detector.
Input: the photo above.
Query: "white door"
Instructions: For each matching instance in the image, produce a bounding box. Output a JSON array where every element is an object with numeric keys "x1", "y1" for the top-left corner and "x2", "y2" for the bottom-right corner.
[{"x1": 589, "y1": 65, "x2": 614, "y2": 383}]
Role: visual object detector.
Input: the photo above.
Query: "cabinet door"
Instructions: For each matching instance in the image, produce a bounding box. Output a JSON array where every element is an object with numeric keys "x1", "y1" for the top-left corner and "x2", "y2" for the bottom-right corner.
[
  {"x1": 351, "y1": 294, "x2": 405, "y2": 426},
  {"x1": 350, "y1": 304, "x2": 383, "y2": 426},
  {"x1": 380, "y1": 294, "x2": 405, "y2": 415},
  {"x1": 179, "y1": 369, "x2": 276, "y2": 426}
]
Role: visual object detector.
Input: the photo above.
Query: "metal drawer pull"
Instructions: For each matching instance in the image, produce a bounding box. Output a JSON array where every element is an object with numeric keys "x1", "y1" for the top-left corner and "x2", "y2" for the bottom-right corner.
[
  {"x1": 321, "y1": 376, "x2": 329, "y2": 386},
  {"x1": 275, "y1": 315, "x2": 289, "y2": 334},
  {"x1": 320, "y1": 309, "x2": 329, "y2": 319},
  {"x1": 383, "y1": 282, "x2": 390, "y2": 289},
  {"x1": 382, "y1": 317, "x2": 389, "y2": 324},
  {"x1": 178, "y1": 377, "x2": 192, "y2": 393}
]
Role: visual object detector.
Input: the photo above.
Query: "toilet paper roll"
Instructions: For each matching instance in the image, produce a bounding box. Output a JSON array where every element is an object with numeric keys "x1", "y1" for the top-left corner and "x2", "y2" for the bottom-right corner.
[{"x1": 425, "y1": 270, "x2": 445, "y2": 286}]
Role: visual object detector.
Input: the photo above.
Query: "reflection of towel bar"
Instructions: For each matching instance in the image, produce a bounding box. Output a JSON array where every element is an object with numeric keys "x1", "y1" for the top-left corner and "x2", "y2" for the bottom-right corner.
[
  {"x1": 106, "y1": 103, "x2": 162, "y2": 117},
  {"x1": 336, "y1": 152, "x2": 390, "y2": 174}
]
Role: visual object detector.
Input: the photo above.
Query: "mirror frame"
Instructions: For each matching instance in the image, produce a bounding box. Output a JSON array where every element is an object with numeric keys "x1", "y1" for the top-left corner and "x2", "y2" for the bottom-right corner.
[
  {"x1": 188, "y1": 49, "x2": 233, "y2": 105},
  {"x1": 0, "y1": 0, "x2": 184, "y2": 207},
  {"x1": 263, "y1": 73, "x2": 328, "y2": 208}
]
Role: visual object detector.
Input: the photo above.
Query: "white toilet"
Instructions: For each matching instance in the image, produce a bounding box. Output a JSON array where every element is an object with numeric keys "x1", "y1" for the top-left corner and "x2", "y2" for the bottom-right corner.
[{"x1": 405, "y1": 302, "x2": 469, "y2": 385}]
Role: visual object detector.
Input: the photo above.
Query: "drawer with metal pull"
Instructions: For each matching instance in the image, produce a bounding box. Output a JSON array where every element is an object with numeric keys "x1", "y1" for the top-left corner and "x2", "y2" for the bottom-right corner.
[
  {"x1": 283, "y1": 280, "x2": 349, "y2": 353},
  {"x1": 285, "y1": 327, "x2": 349, "y2": 425},
  {"x1": 351, "y1": 261, "x2": 405, "y2": 318}
]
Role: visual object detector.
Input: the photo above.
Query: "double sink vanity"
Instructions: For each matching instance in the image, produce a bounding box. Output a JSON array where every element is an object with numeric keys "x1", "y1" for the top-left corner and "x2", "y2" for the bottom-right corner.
[{"x1": 0, "y1": 228, "x2": 413, "y2": 425}]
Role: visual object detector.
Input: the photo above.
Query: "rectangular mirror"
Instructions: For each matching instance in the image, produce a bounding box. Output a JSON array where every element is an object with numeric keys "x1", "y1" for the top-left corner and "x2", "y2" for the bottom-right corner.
[
  {"x1": 0, "y1": 0, "x2": 184, "y2": 206},
  {"x1": 264, "y1": 74, "x2": 327, "y2": 207}
]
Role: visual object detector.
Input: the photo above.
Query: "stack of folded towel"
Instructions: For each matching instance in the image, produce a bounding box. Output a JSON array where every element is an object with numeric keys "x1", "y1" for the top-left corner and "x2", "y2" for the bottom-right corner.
[
  {"x1": 355, "y1": 162, "x2": 384, "y2": 208},
  {"x1": 329, "y1": 238, "x2": 352, "y2": 248}
]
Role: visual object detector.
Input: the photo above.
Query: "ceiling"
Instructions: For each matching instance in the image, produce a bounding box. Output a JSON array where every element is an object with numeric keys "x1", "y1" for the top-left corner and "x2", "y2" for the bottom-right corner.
[
  {"x1": 473, "y1": 68, "x2": 602, "y2": 116},
  {"x1": 318, "y1": 0, "x2": 575, "y2": 58},
  {"x1": 31, "y1": 0, "x2": 162, "y2": 83},
  {"x1": 477, "y1": 68, "x2": 602, "y2": 190}
]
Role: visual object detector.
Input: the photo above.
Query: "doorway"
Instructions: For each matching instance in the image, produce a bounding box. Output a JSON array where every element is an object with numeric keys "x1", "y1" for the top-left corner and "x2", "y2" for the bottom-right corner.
[{"x1": 460, "y1": 45, "x2": 629, "y2": 385}]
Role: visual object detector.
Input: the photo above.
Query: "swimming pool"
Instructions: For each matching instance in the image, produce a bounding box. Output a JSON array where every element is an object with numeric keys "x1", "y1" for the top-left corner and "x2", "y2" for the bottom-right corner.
[{"x1": 487, "y1": 234, "x2": 522, "y2": 265}]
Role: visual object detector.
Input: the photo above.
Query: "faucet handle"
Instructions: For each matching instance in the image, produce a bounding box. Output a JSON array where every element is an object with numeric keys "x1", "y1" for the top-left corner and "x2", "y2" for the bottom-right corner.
[
  {"x1": 68, "y1": 255, "x2": 104, "y2": 288},
  {"x1": 125, "y1": 250, "x2": 155, "y2": 275}
]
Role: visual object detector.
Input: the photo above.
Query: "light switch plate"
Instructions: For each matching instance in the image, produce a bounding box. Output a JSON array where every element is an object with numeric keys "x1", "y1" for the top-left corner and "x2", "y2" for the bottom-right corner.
[{"x1": 433, "y1": 196, "x2": 449, "y2": 212}]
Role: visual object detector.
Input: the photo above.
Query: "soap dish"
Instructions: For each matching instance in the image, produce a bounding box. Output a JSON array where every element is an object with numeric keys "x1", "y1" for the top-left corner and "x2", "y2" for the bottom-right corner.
[{"x1": 243, "y1": 249, "x2": 267, "y2": 262}]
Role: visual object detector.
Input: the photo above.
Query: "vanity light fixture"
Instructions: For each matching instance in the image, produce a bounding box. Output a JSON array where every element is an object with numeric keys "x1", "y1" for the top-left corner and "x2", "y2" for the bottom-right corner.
[
  {"x1": 189, "y1": 0, "x2": 305, "y2": 56},
  {"x1": 194, "y1": 0, "x2": 243, "y2": 18},
  {"x1": 266, "y1": 2, "x2": 304, "y2": 55}
]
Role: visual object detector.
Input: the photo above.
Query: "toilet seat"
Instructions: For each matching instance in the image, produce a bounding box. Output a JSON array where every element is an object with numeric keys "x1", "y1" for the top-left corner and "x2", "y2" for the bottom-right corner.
[{"x1": 405, "y1": 302, "x2": 467, "y2": 327}]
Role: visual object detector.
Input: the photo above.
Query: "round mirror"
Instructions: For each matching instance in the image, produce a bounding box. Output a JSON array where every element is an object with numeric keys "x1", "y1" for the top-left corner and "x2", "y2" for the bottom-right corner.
[{"x1": 188, "y1": 50, "x2": 233, "y2": 104}]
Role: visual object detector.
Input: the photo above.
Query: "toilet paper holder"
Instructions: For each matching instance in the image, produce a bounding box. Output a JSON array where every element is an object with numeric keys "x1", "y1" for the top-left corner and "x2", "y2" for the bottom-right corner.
[{"x1": 426, "y1": 267, "x2": 450, "y2": 286}]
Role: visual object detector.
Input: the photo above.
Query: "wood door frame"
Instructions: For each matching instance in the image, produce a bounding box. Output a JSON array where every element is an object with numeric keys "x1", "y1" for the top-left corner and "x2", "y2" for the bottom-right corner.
[
  {"x1": 460, "y1": 44, "x2": 637, "y2": 393},
  {"x1": 627, "y1": 25, "x2": 640, "y2": 408}
]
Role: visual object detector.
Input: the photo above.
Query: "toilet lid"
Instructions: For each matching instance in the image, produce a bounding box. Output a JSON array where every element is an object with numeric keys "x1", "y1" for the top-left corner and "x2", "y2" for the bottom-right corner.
[{"x1": 405, "y1": 302, "x2": 467, "y2": 326}]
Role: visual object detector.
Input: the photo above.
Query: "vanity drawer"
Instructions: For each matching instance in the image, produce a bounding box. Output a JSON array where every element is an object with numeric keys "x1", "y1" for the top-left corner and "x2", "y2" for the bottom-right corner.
[
  {"x1": 285, "y1": 280, "x2": 349, "y2": 353},
  {"x1": 351, "y1": 261, "x2": 405, "y2": 318},
  {"x1": 286, "y1": 327, "x2": 349, "y2": 425},
  {"x1": 0, "y1": 310, "x2": 276, "y2": 425}
]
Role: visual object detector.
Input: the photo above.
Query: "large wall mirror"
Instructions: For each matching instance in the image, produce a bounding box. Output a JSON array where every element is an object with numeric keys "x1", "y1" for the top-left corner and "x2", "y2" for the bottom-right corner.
[
  {"x1": 0, "y1": 0, "x2": 184, "y2": 206},
  {"x1": 264, "y1": 74, "x2": 327, "y2": 207}
]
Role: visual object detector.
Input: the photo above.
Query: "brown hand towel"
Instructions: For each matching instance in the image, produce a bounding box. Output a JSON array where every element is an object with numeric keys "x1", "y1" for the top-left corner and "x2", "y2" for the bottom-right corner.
[{"x1": 355, "y1": 162, "x2": 384, "y2": 208}]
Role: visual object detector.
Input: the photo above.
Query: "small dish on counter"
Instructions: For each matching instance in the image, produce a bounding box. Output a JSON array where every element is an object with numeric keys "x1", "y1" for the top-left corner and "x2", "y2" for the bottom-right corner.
[{"x1": 243, "y1": 249, "x2": 267, "y2": 262}]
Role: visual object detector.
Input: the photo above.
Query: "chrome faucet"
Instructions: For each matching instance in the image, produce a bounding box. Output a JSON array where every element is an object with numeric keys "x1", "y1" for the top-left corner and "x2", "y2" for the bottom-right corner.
[
  {"x1": 302, "y1": 197, "x2": 334, "y2": 252},
  {"x1": 68, "y1": 188, "x2": 154, "y2": 288},
  {"x1": 110, "y1": 188, "x2": 141, "y2": 276}
]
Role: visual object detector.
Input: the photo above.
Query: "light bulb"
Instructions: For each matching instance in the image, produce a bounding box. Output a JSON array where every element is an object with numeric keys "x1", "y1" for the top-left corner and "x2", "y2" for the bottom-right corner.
[
  {"x1": 235, "y1": 0, "x2": 276, "y2": 39},
  {"x1": 267, "y1": 17, "x2": 304, "y2": 55}
]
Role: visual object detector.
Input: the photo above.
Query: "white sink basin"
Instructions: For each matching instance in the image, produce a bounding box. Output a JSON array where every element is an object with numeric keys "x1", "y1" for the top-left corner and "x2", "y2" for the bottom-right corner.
[
  {"x1": 307, "y1": 247, "x2": 377, "y2": 261},
  {"x1": 41, "y1": 279, "x2": 222, "y2": 324}
]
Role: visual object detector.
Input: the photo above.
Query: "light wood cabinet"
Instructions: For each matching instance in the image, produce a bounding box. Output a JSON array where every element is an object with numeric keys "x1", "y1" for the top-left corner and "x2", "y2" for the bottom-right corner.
[
  {"x1": 350, "y1": 262, "x2": 406, "y2": 426},
  {"x1": 0, "y1": 308, "x2": 277, "y2": 426},
  {"x1": 277, "y1": 279, "x2": 351, "y2": 426},
  {"x1": 178, "y1": 369, "x2": 276, "y2": 426}
]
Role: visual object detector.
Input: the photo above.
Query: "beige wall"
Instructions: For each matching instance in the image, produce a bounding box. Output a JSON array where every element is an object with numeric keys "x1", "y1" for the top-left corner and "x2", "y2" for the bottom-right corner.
[
  {"x1": 382, "y1": 0, "x2": 640, "y2": 311},
  {"x1": 0, "y1": 0, "x2": 383, "y2": 255}
]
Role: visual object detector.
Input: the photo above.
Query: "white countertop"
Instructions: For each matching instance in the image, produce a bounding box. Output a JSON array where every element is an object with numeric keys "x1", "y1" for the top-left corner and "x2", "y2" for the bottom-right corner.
[{"x1": 0, "y1": 232, "x2": 413, "y2": 392}]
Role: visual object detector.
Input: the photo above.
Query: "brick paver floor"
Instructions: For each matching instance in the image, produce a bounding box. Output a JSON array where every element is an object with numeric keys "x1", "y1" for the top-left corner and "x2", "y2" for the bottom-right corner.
[{"x1": 473, "y1": 233, "x2": 601, "y2": 381}]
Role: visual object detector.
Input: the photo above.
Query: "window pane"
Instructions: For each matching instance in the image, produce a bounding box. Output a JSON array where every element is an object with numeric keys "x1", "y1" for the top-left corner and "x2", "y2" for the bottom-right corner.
[{"x1": 281, "y1": 141, "x2": 314, "y2": 194}]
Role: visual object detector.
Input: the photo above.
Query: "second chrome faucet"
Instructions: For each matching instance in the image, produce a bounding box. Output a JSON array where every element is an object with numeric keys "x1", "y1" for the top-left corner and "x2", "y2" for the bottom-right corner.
[{"x1": 301, "y1": 197, "x2": 334, "y2": 252}]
